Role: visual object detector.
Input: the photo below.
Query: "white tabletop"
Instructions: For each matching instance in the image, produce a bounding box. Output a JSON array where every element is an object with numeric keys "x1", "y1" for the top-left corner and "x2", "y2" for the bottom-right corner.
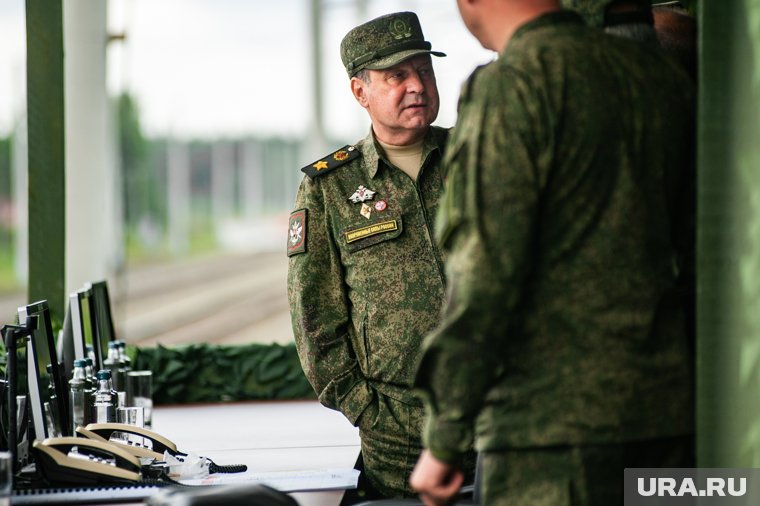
[{"x1": 151, "y1": 400, "x2": 361, "y2": 506}]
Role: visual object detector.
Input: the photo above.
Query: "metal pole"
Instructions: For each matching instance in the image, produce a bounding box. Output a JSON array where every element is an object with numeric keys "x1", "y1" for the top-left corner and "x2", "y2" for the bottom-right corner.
[{"x1": 309, "y1": 0, "x2": 327, "y2": 156}]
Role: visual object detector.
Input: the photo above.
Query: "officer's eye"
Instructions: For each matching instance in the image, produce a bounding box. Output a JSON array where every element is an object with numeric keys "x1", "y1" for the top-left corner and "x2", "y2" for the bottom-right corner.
[{"x1": 387, "y1": 71, "x2": 406, "y2": 81}]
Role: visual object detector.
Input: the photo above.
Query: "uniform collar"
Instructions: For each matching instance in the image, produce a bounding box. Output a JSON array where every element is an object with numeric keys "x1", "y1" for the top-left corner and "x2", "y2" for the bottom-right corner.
[
  {"x1": 505, "y1": 10, "x2": 584, "y2": 52},
  {"x1": 363, "y1": 127, "x2": 443, "y2": 179}
]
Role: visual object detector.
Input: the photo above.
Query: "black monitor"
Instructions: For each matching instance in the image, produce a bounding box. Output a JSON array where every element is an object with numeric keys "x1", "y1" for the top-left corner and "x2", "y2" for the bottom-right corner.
[
  {"x1": 87, "y1": 281, "x2": 116, "y2": 368},
  {"x1": 68, "y1": 288, "x2": 100, "y2": 370},
  {"x1": 17, "y1": 301, "x2": 71, "y2": 439},
  {"x1": 56, "y1": 303, "x2": 75, "y2": 382}
]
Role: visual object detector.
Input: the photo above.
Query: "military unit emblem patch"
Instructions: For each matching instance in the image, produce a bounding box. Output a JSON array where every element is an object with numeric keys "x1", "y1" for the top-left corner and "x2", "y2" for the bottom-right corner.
[{"x1": 287, "y1": 209, "x2": 307, "y2": 256}]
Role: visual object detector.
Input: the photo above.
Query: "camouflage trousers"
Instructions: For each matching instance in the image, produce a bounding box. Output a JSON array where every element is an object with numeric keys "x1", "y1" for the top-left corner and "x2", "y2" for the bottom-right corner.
[
  {"x1": 479, "y1": 436, "x2": 694, "y2": 505},
  {"x1": 357, "y1": 393, "x2": 425, "y2": 498}
]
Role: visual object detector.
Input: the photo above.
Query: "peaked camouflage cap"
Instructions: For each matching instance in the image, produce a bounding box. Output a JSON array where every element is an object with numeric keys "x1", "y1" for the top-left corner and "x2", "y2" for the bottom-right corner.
[{"x1": 340, "y1": 11, "x2": 446, "y2": 78}]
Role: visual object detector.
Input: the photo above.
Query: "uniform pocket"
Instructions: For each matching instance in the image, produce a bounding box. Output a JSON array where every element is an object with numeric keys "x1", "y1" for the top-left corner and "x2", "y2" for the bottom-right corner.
[{"x1": 341, "y1": 216, "x2": 404, "y2": 253}]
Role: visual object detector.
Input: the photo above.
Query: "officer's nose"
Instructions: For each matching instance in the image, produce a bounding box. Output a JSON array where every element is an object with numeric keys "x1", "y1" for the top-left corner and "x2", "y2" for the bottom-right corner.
[{"x1": 406, "y1": 71, "x2": 425, "y2": 94}]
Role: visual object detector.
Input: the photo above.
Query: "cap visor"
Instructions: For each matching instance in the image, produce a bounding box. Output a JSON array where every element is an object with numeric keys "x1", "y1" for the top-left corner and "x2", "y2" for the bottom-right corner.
[{"x1": 363, "y1": 49, "x2": 446, "y2": 71}]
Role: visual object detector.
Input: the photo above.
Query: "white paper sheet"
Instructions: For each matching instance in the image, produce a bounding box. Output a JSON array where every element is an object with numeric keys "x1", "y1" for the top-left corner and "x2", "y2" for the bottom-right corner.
[{"x1": 179, "y1": 468, "x2": 360, "y2": 492}]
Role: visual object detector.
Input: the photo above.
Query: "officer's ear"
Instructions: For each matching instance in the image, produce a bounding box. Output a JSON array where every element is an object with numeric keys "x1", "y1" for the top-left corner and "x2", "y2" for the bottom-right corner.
[{"x1": 350, "y1": 76, "x2": 370, "y2": 109}]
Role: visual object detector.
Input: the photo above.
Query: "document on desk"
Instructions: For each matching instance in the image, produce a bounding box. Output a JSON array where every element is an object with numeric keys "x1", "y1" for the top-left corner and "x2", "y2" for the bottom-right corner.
[{"x1": 180, "y1": 468, "x2": 360, "y2": 492}]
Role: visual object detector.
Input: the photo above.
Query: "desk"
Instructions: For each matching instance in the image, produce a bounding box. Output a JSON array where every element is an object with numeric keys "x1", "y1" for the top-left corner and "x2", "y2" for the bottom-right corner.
[{"x1": 151, "y1": 400, "x2": 361, "y2": 505}]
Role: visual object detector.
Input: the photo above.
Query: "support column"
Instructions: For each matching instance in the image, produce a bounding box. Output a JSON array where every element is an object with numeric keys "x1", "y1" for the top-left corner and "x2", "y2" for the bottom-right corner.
[
  {"x1": 167, "y1": 140, "x2": 190, "y2": 256},
  {"x1": 697, "y1": 0, "x2": 760, "y2": 466},
  {"x1": 241, "y1": 140, "x2": 263, "y2": 220},
  {"x1": 26, "y1": 0, "x2": 65, "y2": 318},
  {"x1": 64, "y1": 0, "x2": 115, "y2": 294},
  {"x1": 211, "y1": 140, "x2": 235, "y2": 238}
]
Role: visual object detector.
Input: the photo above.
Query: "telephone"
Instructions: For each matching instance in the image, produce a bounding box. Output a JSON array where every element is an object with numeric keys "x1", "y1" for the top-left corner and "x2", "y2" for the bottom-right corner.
[
  {"x1": 77, "y1": 423, "x2": 178, "y2": 461},
  {"x1": 76, "y1": 423, "x2": 247, "y2": 475},
  {"x1": 32, "y1": 436, "x2": 141, "y2": 485}
]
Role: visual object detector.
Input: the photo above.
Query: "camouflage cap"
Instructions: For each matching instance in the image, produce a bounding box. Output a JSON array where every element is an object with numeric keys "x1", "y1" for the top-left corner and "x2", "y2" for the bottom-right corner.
[
  {"x1": 561, "y1": 0, "x2": 652, "y2": 27},
  {"x1": 340, "y1": 11, "x2": 445, "y2": 78}
]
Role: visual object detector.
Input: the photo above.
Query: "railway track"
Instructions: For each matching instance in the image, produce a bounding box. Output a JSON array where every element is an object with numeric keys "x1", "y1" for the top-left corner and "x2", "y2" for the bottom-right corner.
[{"x1": 0, "y1": 250, "x2": 293, "y2": 347}]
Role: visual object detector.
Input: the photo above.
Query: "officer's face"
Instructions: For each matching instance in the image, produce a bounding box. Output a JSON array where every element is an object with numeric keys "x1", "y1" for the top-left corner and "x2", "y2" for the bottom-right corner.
[{"x1": 351, "y1": 55, "x2": 440, "y2": 145}]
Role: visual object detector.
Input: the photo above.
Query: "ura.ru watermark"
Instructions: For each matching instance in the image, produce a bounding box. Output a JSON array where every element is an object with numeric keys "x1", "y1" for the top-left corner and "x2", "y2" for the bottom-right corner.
[{"x1": 625, "y1": 469, "x2": 759, "y2": 505}]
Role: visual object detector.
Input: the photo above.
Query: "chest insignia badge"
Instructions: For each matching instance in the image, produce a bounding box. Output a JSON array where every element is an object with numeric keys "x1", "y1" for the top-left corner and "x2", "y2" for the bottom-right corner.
[
  {"x1": 374, "y1": 200, "x2": 387, "y2": 212},
  {"x1": 348, "y1": 185, "x2": 376, "y2": 204},
  {"x1": 360, "y1": 203, "x2": 372, "y2": 219}
]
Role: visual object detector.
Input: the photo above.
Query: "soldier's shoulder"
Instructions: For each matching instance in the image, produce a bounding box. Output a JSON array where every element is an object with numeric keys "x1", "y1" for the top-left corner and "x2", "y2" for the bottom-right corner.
[{"x1": 301, "y1": 144, "x2": 361, "y2": 178}]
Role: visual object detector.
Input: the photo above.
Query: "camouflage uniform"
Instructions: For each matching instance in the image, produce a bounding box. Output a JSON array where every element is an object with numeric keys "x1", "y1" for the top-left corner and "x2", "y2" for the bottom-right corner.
[
  {"x1": 414, "y1": 11, "x2": 695, "y2": 504},
  {"x1": 288, "y1": 126, "x2": 448, "y2": 497}
]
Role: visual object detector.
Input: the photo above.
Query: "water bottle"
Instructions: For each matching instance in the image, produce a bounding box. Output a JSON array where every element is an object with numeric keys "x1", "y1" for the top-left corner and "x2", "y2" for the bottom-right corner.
[
  {"x1": 103, "y1": 342, "x2": 127, "y2": 395},
  {"x1": 83, "y1": 357, "x2": 96, "y2": 425},
  {"x1": 115, "y1": 341, "x2": 132, "y2": 403},
  {"x1": 45, "y1": 364, "x2": 61, "y2": 436},
  {"x1": 91, "y1": 370, "x2": 119, "y2": 423},
  {"x1": 69, "y1": 360, "x2": 88, "y2": 432},
  {"x1": 116, "y1": 341, "x2": 132, "y2": 372},
  {"x1": 84, "y1": 358, "x2": 95, "y2": 389},
  {"x1": 86, "y1": 344, "x2": 97, "y2": 366}
]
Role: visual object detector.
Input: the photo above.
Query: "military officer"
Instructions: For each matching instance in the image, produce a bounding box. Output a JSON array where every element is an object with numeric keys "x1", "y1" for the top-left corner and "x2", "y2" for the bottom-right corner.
[{"x1": 287, "y1": 11, "x2": 452, "y2": 498}]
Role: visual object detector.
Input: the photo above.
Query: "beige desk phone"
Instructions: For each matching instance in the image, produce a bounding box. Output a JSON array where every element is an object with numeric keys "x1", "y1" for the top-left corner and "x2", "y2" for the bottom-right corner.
[
  {"x1": 32, "y1": 436, "x2": 141, "y2": 485},
  {"x1": 32, "y1": 423, "x2": 180, "y2": 484},
  {"x1": 34, "y1": 423, "x2": 245, "y2": 485},
  {"x1": 76, "y1": 423, "x2": 180, "y2": 461}
]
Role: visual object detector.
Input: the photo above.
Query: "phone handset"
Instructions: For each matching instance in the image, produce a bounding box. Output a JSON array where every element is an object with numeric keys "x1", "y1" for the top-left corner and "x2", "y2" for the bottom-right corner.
[
  {"x1": 32, "y1": 436, "x2": 141, "y2": 485},
  {"x1": 77, "y1": 423, "x2": 178, "y2": 461},
  {"x1": 77, "y1": 423, "x2": 248, "y2": 475}
]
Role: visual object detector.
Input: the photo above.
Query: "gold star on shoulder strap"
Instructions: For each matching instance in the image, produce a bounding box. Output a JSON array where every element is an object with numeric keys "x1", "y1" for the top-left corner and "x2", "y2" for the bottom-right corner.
[{"x1": 301, "y1": 145, "x2": 361, "y2": 178}]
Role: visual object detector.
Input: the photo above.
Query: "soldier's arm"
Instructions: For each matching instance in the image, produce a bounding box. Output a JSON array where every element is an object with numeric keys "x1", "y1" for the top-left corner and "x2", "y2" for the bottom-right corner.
[{"x1": 287, "y1": 175, "x2": 375, "y2": 425}]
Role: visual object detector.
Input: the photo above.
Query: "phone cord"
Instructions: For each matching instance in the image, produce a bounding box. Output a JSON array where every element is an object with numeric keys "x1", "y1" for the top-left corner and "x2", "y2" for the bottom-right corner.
[{"x1": 208, "y1": 461, "x2": 247, "y2": 474}]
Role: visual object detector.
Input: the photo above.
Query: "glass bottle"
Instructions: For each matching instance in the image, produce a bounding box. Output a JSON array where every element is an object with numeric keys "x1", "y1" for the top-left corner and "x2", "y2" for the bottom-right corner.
[
  {"x1": 84, "y1": 357, "x2": 96, "y2": 389},
  {"x1": 69, "y1": 359, "x2": 88, "y2": 432},
  {"x1": 115, "y1": 341, "x2": 132, "y2": 403},
  {"x1": 116, "y1": 341, "x2": 132, "y2": 372},
  {"x1": 91, "y1": 369, "x2": 119, "y2": 423},
  {"x1": 83, "y1": 357, "x2": 96, "y2": 425},
  {"x1": 103, "y1": 341, "x2": 127, "y2": 395},
  {"x1": 86, "y1": 344, "x2": 97, "y2": 367},
  {"x1": 45, "y1": 363, "x2": 61, "y2": 437}
]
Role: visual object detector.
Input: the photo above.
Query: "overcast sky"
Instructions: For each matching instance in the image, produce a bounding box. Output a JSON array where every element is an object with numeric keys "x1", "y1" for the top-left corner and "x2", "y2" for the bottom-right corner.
[{"x1": 0, "y1": 0, "x2": 494, "y2": 142}]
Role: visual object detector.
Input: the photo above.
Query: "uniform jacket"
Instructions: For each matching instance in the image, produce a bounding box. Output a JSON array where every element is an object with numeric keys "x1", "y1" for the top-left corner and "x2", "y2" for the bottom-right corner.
[
  {"x1": 414, "y1": 12, "x2": 695, "y2": 462},
  {"x1": 288, "y1": 127, "x2": 448, "y2": 426}
]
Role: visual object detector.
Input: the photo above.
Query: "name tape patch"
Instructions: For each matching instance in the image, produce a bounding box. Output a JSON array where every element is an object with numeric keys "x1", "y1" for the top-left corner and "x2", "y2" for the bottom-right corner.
[{"x1": 344, "y1": 220, "x2": 398, "y2": 244}]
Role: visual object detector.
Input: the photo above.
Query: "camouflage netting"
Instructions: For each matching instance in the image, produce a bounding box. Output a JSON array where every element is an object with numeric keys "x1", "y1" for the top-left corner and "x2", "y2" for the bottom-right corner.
[{"x1": 131, "y1": 343, "x2": 315, "y2": 404}]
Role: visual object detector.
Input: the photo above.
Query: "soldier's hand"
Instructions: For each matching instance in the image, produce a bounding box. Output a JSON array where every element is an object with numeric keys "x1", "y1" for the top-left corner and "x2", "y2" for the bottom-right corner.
[{"x1": 410, "y1": 449, "x2": 465, "y2": 506}]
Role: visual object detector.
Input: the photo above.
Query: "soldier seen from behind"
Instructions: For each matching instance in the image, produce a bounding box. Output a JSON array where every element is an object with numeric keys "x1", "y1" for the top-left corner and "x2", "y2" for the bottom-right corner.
[{"x1": 410, "y1": 0, "x2": 695, "y2": 504}]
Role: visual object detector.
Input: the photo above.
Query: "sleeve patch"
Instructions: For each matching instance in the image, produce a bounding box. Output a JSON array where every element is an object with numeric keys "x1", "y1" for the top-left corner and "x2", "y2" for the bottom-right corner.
[{"x1": 287, "y1": 209, "x2": 307, "y2": 257}]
